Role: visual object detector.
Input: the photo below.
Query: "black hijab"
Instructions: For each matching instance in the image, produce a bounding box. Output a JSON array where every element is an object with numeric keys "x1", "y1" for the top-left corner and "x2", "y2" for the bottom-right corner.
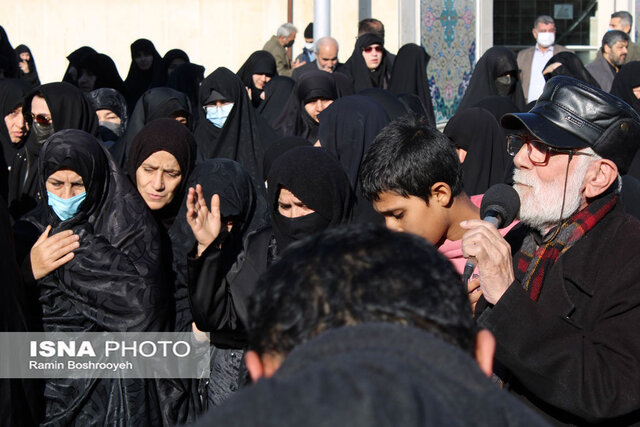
[
  {"x1": 78, "y1": 52, "x2": 128, "y2": 95},
  {"x1": 458, "y1": 46, "x2": 526, "y2": 112},
  {"x1": 257, "y1": 75, "x2": 295, "y2": 127},
  {"x1": 113, "y1": 87, "x2": 193, "y2": 169},
  {"x1": 167, "y1": 62, "x2": 205, "y2": 122},
  {"x1": 359, "y1": 88, "x2": 408, "y2": 120},
  {"x1": 127, "y1": 118, "x2": 196, "y2": 229},
  {"x1": 542, "y1": 51, "x2": 600, "y2": 88},
  {"x1": 124, "y1": 39, "x2": 167, "y2": 107},
  {"x1": 14, "y1": 44, "x2": 40, "y2": 89},
  {"x1": 267, "y1": 146, "x2": 353, "y2": 249},
  {"x1": 163, "y1": 48, "x2": 190, "y2": 75},
  {"x1": 610, "y1": 61, "x2": 640, "y2": 115},
  {"x1": 344, "y1": 33, "x2": 392, "y2": 92},
  {"x1": 237, "y1": 51, "x2": 278, "y2": 108},
  {"x1": 262, "y1": 136, "x2": 309, "y2": 181},
  {"x1": 472, "y1": 95, "x2": 522, "y2": 121},
  {"x1": 87, "y1": 88, "x2": 129, "y2": 128},
  {"x1": 194, "y1": 67, "x2": 278, "y2": 190},
  {"x1": 444, "y1": 107, "x2": 511, "y2": 195},
  {"x1": 389, "y1": 43, "x2": 436, "y2": 125},
  {"x1": 62, "y1": 46, "x2": 96, "y2": 85},
  {"x1": 0, "y1": 79, "x2": 30, "y2": 167},
  {"x1": 0, "y1": 26, "x2": 18, "y2": 79},
  {"x1": 317, "y1": 95, "x2": 390, "y2": 223},
  {"x1": 274, "y1": 70, "x2": 337, "y2": 144}
]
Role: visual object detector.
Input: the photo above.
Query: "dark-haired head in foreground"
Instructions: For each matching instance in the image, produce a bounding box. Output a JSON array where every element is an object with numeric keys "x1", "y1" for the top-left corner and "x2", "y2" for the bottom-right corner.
[{"x1": 192, "y1": 225, "x2": 548, "y2": 426}]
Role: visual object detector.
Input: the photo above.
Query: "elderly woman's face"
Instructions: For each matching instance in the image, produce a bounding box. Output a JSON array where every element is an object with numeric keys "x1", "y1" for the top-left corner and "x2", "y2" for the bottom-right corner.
[
  {"x1": 362, "y1": 44, "x2": 383, "y2": 70},
  {"x1": 46, "y1": 169, "x2": 85, "y2": 199},
  {"x1": 96, "y1": 109, "x2": 122, "y2": 125},
  {"x1": 135, "y1": 150, "x2": 182, "y2": 210}
]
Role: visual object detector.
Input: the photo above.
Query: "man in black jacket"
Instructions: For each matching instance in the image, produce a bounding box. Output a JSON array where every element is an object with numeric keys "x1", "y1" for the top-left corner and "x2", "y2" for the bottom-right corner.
[
  {"x1": 462, "y1": 76, "x2": 640, "y2": 424},
  {"x1": 192, "y1": 225, "x2": 545, "y2": 426}
]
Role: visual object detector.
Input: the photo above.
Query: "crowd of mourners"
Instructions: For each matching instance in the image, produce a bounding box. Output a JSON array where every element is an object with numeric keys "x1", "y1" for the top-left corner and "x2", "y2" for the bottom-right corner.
[{"x1": 3, "y1": 11, "x2": 640, "y2": 427}]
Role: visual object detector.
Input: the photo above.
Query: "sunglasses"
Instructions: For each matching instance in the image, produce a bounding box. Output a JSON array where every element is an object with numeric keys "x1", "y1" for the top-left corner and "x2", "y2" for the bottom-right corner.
[
  {"x1": 363, "y1": 46, "x2": 383, "y2": 53},
  {"x1": 25, "y1": 113, "x2": 53, "y2": 127}
]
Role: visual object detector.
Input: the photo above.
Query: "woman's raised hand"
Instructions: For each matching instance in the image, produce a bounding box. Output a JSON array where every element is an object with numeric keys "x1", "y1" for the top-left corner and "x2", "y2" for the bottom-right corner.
[{"x1": 186, "y1": 184, "x2": 222, "y2": 257}]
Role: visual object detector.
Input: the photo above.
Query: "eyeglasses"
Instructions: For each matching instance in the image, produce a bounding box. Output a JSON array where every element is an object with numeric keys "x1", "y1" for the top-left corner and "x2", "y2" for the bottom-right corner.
[
  {"x1": 363, "y1": 46, "x2": 383, "y2": 53},
  {"x1": 506, "y1": 134, "x2": 597, "y2": 166},
  {"x1": 25, "y1": 112, "x2": 52, "y2": 127}
]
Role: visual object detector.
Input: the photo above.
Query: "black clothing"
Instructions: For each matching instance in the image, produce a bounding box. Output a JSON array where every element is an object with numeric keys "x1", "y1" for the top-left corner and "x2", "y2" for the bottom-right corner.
[
  {"x1": 237, "y1": 50, "x2": 278, "y2": 108},
  {"x1": 124, "y1": 39, "x2": 167, "y2": 108},
  {"x1": 610, "y1": 61, "x2": 640, "y2": 115},
  {"x1": 458, "y1": 46, "x2": 526, "y2": 113},
  {"x1": 444, "y1": 107, "x2": 511, "y2": 195},
  {"x1": 291, "y1": 60, "x2": 348, "y2": 81},
  {"x1": 0, "y1": 79, "x2": 30, "y2": 197},
  {"x1": 15, "y1": 44, "x2": 40, "y2": 89},
  {"x1": 359, "y1": 87, "x2": 408, "y2": 120},
  {"x1": 9, "y1": 82, "x2": 98, "y2": 220},
  {"x1": 194, "y1": 67, "x2": 277, "y2": 190},
  {"x1": 256, "y1": 75, "x2": 295, "y2": 128},
  {"x1": 389, "y1": 42, "x2": 436, "y2": 125},
  {"x1": 167, "y1": 62, "x2": 205, "y2": 124},
  {"x1": 62, "y1": 46, "x2": 96, "y2": 85},
  {"x1": 273, "y1": 70, "x2": 337, "y2": 144},
  {"x1": 542, "y1": 51, "x2": 600, "y2": 88},
  {"x1": 0, "y1": 26, "x2": 18, "y2": 79},
  {"x1": 473, "y1": 95, "x2": 523, "y2": 120},
  {"x1": 344, "y1": 33, "x2": 393, "y2": 92},
  {"x1": 86, "y1": 88, "x2": 128, "y2": 153},
  {"x1": 18, "y1": 129, "x2": 170, "y2": 426},
  {"x1": 317, "y1": 95, "x2": 389, "y2": 223},
  {"x1": 78, "y1": 52, "x2": 128, "y2": 96},
  {"x1": 194, "y1": 323, "x2": 547, "y2": 427},
  {"x1": 262, "y1": 136, "x2": 309, "y2": 181},
  {"x1": 113, "y1": 87, "x2": 193, "y2": 170},
  {"x1": 163, "y1": 48, "x2": 190, "y2": 75}
]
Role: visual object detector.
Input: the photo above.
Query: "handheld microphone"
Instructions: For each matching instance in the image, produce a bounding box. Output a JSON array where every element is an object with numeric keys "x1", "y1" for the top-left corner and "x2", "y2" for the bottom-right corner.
[{"x1": 462, "y1": 184, "x2": 520, "y2": 283}]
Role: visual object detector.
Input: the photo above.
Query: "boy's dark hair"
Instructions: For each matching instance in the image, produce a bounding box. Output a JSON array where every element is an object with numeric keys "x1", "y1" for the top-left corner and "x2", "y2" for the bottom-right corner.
[
  {"x1": 360, "y1": 115, "x2": 463, "y2": 203},
  {"x1": 247, "y1": 224, "x2": 474, "y2": 358}
]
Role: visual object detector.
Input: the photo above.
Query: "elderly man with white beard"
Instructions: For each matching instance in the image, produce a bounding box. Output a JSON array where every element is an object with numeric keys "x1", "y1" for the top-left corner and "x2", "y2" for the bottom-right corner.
[{"x1": 460, "y1": 76, "x2": 640, "y2": 425}]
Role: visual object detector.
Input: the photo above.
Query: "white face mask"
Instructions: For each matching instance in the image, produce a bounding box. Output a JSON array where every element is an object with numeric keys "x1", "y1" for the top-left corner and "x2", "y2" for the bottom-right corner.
[
  {"x1": 537, "y1": 32, "x2": 555, "y2": 48},
  {"x1": 305, "y1": 42, "x2": 315, "y2": 51}
]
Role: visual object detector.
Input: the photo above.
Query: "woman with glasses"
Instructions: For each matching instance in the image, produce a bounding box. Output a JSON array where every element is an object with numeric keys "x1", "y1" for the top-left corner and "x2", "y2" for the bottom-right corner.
[
  {"x1": 8, "y1": 82, "x2": 97, "y2": 220},
  {"x1": 344, "y1": 33, "x2": 393, "y2": 92}
]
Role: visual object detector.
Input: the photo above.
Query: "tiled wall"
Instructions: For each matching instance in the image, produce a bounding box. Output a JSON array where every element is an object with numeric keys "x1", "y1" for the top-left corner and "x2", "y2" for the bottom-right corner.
[{"x1": 422, "y1": 0, "x2": 476, "y2": 123}]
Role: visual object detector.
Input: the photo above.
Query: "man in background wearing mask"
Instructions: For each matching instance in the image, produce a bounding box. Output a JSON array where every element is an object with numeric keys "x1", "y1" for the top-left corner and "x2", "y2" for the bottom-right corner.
[
  {"x1": 586, "y1": 30, "x2": 629, "y2": 92},
  {"x1": 295, "y1": 23, "x2": 315, "y2": 65},
  {"x1": 262, "y1": 23, "x2": 305, "y2": 77},
  {"x1": 517, "y1": 15, "x2": 569, "y2": 104}
]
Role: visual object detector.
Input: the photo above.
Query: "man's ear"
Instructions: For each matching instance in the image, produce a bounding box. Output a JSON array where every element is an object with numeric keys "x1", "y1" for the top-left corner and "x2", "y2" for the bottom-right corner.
[
  {"x1": 431, "y1": 182, "x2": 453, "y2": 207},
  {"x1": 583, "y1": 159, "x2": 618, "y2": 199},
  {"x1": 245, "y1": 350, "x2": 284, "y2": 383},
  {"x1": 474, "y1": 329, "x2": 496, "y2": 377},
  {"x1": 532, "y1": 28, "x2": 538, "y2": 39}
]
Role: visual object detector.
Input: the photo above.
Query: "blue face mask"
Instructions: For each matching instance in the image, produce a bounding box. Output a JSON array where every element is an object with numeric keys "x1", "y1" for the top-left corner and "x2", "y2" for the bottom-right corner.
[
  {"x1": 205, "y1": 103, "x2": 234, "y2": 128},
  {"x1": 47, "y1": 191, "x2": 86, "y2": 221}
]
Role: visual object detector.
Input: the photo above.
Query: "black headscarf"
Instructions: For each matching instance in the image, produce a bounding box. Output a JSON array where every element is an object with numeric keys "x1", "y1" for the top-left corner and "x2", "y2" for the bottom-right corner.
[
  {"x1": 113, "y1": 87, "x2": 193, "y2": 169},
  {"x1": 267, "y1": 146, "x2": 353, "y2": 249},
  {"x1": 163, "y1": 48, "x2": 190, "y2": 75},
  {"x1": 542, "y1": 51, "x2": 600, "y2": 88},
  {"x1": 0, "y1": 26, "x2": 18, "y2": 79},
  {"x1": 359, "y1": 88, "x2": 408, "y2": 120},
  {"x1": 87, "y1": 88, "x2": 129, "y2": 128},
  {"x1": 257, "y1": 75, "x2": 295, "y2": 127},
  {"x1": 317, "y1": 95, "x2": 390, "y2": 223},
  {"x1": 458, "y1": 46, "x2": 526, "y2": 112},
  {"x1": 167, "y1": 62, "x2": 205, "y2": 122},
  {"x1": 62, "y1": 46, "x2": 96, "y2": 85},
  {"x1": 237, "y1": 51, "x2": 278, "y2": 108},
  {"x1": 344, "y1": 33, "x2": 393, "y2": 92},
  {"x1": 610, "y1": 61, "x2": 640, "y2": 115},
  {"x1": 14, "y1": 44, "x2": 40, "y2": 89},
  {"x1": 168, "y1": 158, "x2": 269, "y2": 330},
  {"x1": 444, "y1": 107, "x2": 511, "y2": 195},
  {"x1": 274, "y1": 70, "x2": 337, "y2": 144},
  {"x1": 124, "y1": 39, "x2": 167, "y2": 108},
  {"x1": 389, "y1": 43, "x2": 436, "y2": 125},
  {"x1": 194, "y1": 67, "x2": 278, "y2": 190},
  {"x1": 20, "y1": 129, "x2": 169, "y2": 424},
  {"x1": 0, "y1": 79, "x2": 30, "y2": 167},
  {"x1": 78, "y1": 52, "x2": 128, "y2": 96},
  {"x1": 397, "y1": 93, "x2": 431, "y2": 119},
  {"x1": 472, "y1": 95, "x2": 522, "y2": 121},
  {"x1": 262, "y1": 136, "x2": 309, "y2": 181},
  {"x1": 127, "y1": 118, "x2": 196, "y2": 229}
]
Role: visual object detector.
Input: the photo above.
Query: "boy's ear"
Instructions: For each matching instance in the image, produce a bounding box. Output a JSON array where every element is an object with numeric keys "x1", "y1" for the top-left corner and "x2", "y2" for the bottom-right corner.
[{"x1": 430, "y1": 182, "x2": 453, "y2": 207}]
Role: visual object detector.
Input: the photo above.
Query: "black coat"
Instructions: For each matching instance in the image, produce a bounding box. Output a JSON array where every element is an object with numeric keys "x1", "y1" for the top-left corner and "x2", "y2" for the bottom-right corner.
[
  {"x1": 477, "y1": 202, "x2": 640, "y2": 424},
  {"x1": 193, "y1": 323, "x2": 547, "y2": 426}
]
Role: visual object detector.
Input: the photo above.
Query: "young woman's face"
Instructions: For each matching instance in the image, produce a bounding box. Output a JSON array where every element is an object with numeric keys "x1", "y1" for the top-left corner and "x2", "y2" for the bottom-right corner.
[
  {"x1": 134, "y1": 51, "x2": 154, "y2": 71},
  {"x1": 304, "y1": 98, "x2": 333, "y2": 123},
  {"x1": 277, "y1": 187, "x2": 315, "y2": 218}
]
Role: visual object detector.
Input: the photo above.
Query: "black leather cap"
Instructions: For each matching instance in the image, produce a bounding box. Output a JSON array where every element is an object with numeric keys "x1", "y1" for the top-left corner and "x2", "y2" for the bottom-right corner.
[{"x1": 501, "y1": 76, "x2": 640, "y2": 174}]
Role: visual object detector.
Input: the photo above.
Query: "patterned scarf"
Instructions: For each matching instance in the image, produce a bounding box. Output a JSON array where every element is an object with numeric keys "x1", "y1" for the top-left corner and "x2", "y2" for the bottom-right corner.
[{"x1": 513, "y1": 193, "x2": 617, "y2": 301}]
